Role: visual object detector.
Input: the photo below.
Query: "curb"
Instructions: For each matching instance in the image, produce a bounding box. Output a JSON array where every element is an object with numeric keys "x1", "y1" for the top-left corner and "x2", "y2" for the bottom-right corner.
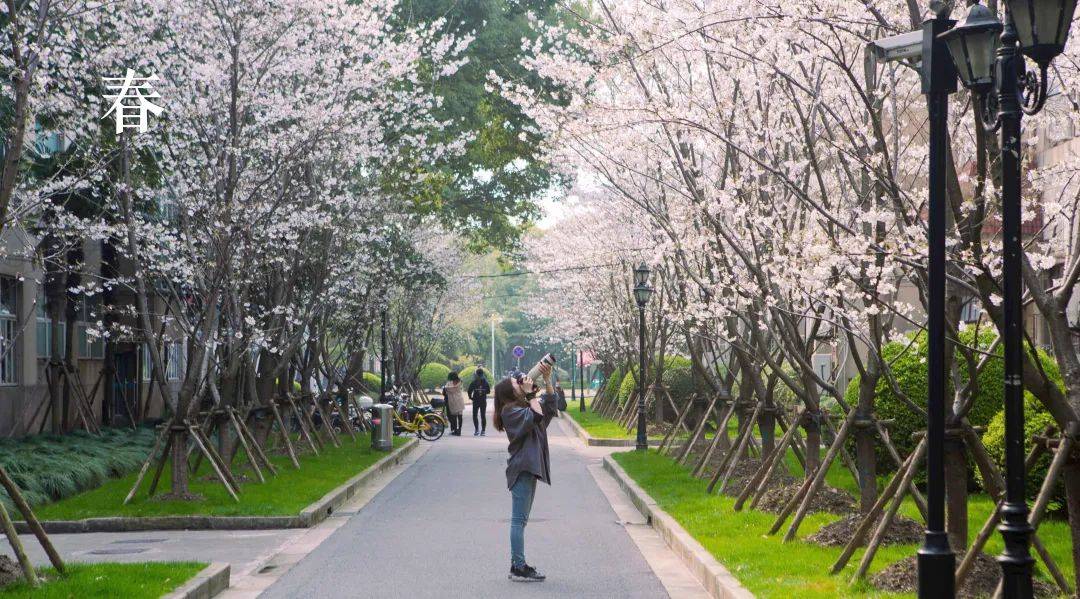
[
  {"x1": 19, "y1": 438, "x2": 420, "y2": 534},
  {"x1": 562, "y1": 410, "x2": 664, "y2": 447},
  {"x1": 162, "y1": 562, "x2": 230, "y2": 599},
  {"x1": 603, "y1": 455, "x2": 754, "y2": 599}
]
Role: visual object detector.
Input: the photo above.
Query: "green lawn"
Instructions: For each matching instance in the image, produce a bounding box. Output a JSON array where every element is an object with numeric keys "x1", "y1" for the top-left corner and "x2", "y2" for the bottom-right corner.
[
  {"x1": 563, "y1": 396, "x2": 671, "y2": 439},
  {"x1": 0, "y1": 562, "x2": 206, "y2": 598},
  {"x1": 35, "y1": 436, "x2": 407, "y2": 520},
  {"x1": 613, "y1": 449, "x2": 1073, "y2": 598}
]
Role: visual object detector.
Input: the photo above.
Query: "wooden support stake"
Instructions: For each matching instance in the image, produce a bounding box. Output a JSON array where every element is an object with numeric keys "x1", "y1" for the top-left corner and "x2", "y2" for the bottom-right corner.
[
  {"x1": 227, "y1": 409, "x2": 265, "y2": 483},
  {"x1": 147, "y1": 430, "x2": 176, "y2": 498},
  {"x1": 739, "y1": 407, "x2": 805, "y2": 511},
  {"x1": 710, "y1": 401, "x2": 763, "y2": 495},
  {"x1": 235, "y1": 408, "x2": 277, "y2": 476},
  {"x1": 692, "y1": 399, "x2": 738, "y2": 478},
  {"x1": 191, "y1": 425, "x2": 241, "y2": 494},
  {"x1": 657, "y1": 394, "x2": 695, "y2": 455},
  {"x1": 676, "y1": 394, "x2": 719, "y2": 465},
  {"x1": 0, "y1": 465, "x2": 63, "y2": 572},
  {"x1": 852, "y1": 438, "x2": 925, "y2": 582},
  {"x1": 188, "y1": 424, "x2": 239, "y2": 502},
  {"x1": 123, "y1": 424, "x2": 168, "y2": 505},
  {"x1": 783, "y1": 409, "x2": 858, "y2": 541},
  {"x1": 288, "y1": 397, "x2": 319, "y2": 455},
  {"x1": 831, "y1": 438, "x2": 925, "y2": 574},
  {"x1": 0, "y1": 499, "x2": 36, "y2": 587},
  {"x1": 269, "y1": 402, "x2": 301, "y2": 469}
]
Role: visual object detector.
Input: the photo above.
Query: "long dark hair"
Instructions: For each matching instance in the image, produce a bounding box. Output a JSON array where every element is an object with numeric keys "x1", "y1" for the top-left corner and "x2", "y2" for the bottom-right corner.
[{"x1": 492, "y1": 378, "x2": 526, "y2": 432}]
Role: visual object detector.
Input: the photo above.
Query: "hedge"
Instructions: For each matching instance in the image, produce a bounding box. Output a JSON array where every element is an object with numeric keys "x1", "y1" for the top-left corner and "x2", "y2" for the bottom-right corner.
[
  {"x1": 360, "y1": 372, "x2": 382, "y2": 394},
  {"x1": 843, "y1": 329, "x2": 1005, "y2": 473},
  {"x1": 980, "y1": 349, "x2": 1064, "y2": 508},
  {"x1": 617, "y1": 356, "x2": 702, "y2": 405},
  {"x1": 459, "y1": 366, "x2": 478, "y2": 387},
  {"x1": 603, "y1": 366, "x2": 625, "y2": 402},
  {"x1": 419, "y1": 363, "x2": 452, "y2": 390},
  {"x1": 0, "y1": 427, "x2": 156, "y2": 510}
]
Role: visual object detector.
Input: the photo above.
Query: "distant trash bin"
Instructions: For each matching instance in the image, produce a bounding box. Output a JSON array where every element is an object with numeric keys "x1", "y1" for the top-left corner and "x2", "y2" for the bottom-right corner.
[{"x1": 370, "y1": 403, "x2": 393, "y2": 451}]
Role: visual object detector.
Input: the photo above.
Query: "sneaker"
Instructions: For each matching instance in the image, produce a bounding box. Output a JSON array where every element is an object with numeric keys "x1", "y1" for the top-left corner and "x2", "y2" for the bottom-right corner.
[
  {"x1": 509, "y1": 564, "x2": 545, "y2": 582},
  {"x1": 480, "y1": 431, "x2": 486, "y2": 436},
  {"x1": 474, "y1": 431, "x2": 480, "y2": 436}
]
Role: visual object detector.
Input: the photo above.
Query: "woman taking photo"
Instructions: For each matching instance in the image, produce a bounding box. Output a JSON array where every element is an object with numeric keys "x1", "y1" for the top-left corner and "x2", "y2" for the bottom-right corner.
[{"x1": 493, "y1": 363, "x2": 555, "y2": 582}]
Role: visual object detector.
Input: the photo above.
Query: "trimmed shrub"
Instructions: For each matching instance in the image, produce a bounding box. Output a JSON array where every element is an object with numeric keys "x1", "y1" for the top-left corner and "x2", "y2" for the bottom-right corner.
[
  {"x1": 360, "y1": 372, "x2": 382, "y2": 394},
  {"x1": 459, "y1": 366, "x2": 477, "y2": 387},
  {"x1": 843, "y1": 329, "x2": 1007, "y2": 473},
  {"x1": 618, "y1": 370, "x2": 637, "y2": 404},
  {"x1": 980, "y1": 350, "x2": 1064, "y2": 508},
  {"x1": 661, "y1": 355, "x2": 710, "y2": 403},
  {"x1": 603, "y1": 366, "x2": 625, "y2": 402},
  {"x1": 982, "y1": 394, "x2": 1061, "y2": 508},
  {"x1": 419, "y1": 362, "x2": 452, "y2": 390},
  {"x1": 0, "y1": 427, "x2": 156, "y2": 509}
]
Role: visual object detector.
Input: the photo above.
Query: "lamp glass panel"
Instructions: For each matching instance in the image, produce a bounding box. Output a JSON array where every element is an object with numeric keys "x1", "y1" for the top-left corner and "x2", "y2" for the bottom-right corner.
[
  {"x1": 1009, "y1": 0, "x2": 1038, "y2": 48},
  {"x1": 969, "y1": 30, "x2": 1000, "y2": 86},
  {"x1": 1052, "y1": 0, "x2": 1078, "y2": 45},
  {"x1": 634, "y1": 285, "x2": 652, "y2": 305}
]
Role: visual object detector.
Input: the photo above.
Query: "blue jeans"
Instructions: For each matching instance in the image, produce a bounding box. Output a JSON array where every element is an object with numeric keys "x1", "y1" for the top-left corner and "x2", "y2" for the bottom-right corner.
[{"x1": 509, "y1": 472, "x2": 537, "y2": 568}]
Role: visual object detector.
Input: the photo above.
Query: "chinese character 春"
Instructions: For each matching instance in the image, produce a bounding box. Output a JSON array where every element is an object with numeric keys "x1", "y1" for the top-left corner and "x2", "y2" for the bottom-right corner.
[{"x1": 103, "y1": 70, "x2": 165, "y2": 134}]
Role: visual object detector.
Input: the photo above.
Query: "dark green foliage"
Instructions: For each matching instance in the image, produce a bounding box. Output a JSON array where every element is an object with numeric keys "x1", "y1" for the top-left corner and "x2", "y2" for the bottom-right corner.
[
  {"x1": 419, "y1": 362, "x2": 452, "y2": 390},
  {"x1": 980, "y1": 350, "x2": 1065, "y2": 508},
  {"x1": 360, "y1": 372, "x2": 382, "y2": 394},
  {"x1": 843, "y1": 329, "x2": 1021, "y2": 473},
  {"x1": 390, "y1": 0, "x2": 565, "y2": 252},
  {"x1": 459, "y1": 366, "x2": 477, "y2": 386},
  {"x1": 661, "y1": 356, "x2": 709, "y2": 404},
  {"x1": 981, "y1": 394, "x2": 1061, "y2": 509},
  {"x1": 0, "y1": 427, "x2": 156, "y2": 509},
  {"x1": 618, "y1": 370, "x2": 637, "y2": 404},
  {"x1": 603, "y1": 366, "x2": 624, "y2": 402}
]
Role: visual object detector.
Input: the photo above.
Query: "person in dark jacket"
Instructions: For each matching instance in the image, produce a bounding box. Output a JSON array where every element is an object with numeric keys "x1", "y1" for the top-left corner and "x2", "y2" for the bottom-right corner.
[
  {"x1": 493, "y1": 364, "x2": 555, "y2": 583},
  {"x1": 468, "y1": 368, "x2": 492, "y2": 436}
]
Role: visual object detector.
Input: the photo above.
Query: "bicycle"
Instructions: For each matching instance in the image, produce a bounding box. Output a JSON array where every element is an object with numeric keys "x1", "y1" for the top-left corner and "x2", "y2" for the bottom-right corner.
[{"x1": 383, "y1": 389, "x2": 446, "y2": 441}]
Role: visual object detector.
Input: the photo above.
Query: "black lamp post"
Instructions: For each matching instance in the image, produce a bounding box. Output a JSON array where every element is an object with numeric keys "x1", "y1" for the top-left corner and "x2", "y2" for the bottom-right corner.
[
  {"x1": 633, "y1": 262, "x2": 653, "y2": 451},
  {"x1": 379, "y1": 309, "x2": 388, "y2": 401},
  {"x1": 942, "y1": 2, "x2": 1075, "y2": 597},
  {"x1": 916, "y1": 11, "x2": 960, "y2": 597},
  {"x1": 579, "y1": 349, "x2": 586, "y2": 412}
]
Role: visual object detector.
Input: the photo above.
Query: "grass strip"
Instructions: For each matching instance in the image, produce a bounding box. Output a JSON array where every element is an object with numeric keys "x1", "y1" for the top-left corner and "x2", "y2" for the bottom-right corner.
[
  {"x1": 35, "y1": 436, "x2": 407, "y2": 520},
  {"x1": 613, "y1": 449, "x2": 1074, "y2": 598},
  {"x1": 0, "y1": 561, "x2": 206, "y2": 598}
]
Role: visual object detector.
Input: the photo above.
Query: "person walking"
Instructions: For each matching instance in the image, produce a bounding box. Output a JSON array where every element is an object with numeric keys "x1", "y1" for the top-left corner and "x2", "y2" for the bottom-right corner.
[
  {"x1": 493, "y1": 363, "x2": 555, "y2": 582},
  {"x1": 443, "y1": 371, "x2": 466, "y2": 436},
  {"x1": 468, "y1": 368, "x2": 492, "y2": 436}
]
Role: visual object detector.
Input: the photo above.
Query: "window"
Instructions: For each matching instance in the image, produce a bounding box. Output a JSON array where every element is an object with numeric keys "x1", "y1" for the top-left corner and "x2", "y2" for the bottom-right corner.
[
  {"x1": 142, "y1": 344, "x2": 152, "y2": 381},
  {"x1": 960, "y1": 298, "x2": 982, "y2": 324},
  {"x1": 0, "y1": 278, "x2": 17, "y2": 384},
  {"x1": 35, "y1": 296, "x2": 66, "y2": 359},
  {"x1": 76, "y1": 296, "x2": 104, "y2": 359},
  {"x1": 166, "y1": 341, "x2": 184, "y2": 381}
]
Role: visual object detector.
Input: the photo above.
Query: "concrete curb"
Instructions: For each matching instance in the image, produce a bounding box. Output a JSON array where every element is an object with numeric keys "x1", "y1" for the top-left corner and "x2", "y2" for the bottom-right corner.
[
  {"x1": 562, "y1": 410, "x2": 663, "y2": 447},
  {"x1": 162, "y1": 562, "x2": 230, "y2": 599},
  {"x1": 19, "y1": 438, "x2": 420, "y2": 534},
  {"x1": 603, "y1": 455, "x2": 754, "y2": 599}
]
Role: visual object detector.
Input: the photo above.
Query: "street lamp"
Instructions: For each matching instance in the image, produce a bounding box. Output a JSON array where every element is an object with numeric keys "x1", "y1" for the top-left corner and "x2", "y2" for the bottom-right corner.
[
  {"x1": 632, "y1": 262, "x2": 653, "y2": 451},
  {"x1": 579, "y1": 349, "x2": 586, "y2": 413},
  {"x1": 942, "y1": 2, "x2": 1076, "y2": 597}
]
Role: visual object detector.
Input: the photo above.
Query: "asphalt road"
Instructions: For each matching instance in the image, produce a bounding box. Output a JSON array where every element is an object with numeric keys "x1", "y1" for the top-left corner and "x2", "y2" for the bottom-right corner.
[{"x1": 261, "y1": 411, "x2": 669, "y2": 598}]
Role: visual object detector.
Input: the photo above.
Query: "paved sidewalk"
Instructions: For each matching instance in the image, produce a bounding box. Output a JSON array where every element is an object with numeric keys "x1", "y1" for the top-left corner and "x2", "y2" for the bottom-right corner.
[
  {"x1": 20, "y1": 528, "x2": 300, "y2": 573},
  {"x1": 261, "y1": 411, "x2": 674, "y2": 599}
]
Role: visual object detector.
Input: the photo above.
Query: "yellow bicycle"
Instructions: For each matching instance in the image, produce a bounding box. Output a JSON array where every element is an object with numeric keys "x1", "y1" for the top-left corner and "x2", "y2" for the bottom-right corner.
[{"x1": 390, "y1": 400, "x2": 447, "y2": 441}]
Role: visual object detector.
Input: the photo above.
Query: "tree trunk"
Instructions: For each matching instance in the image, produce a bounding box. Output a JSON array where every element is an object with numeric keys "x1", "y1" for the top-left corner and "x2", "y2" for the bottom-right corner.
[
  {"x1": 944, "y1": 436, "x2": 968, "y2": 552},
  {"x1": 169, "y1": 426, "x2": 189, "y2": 496},
  {"x1": 855, "y1": 372, "x2": 879, "y2": 512},
  {"x1": 803, "y1": 411, "x2": 822, "y2": 476},
  {"x1": 1061, "y1": 461, "x2": 1080, "y2": 596}
]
